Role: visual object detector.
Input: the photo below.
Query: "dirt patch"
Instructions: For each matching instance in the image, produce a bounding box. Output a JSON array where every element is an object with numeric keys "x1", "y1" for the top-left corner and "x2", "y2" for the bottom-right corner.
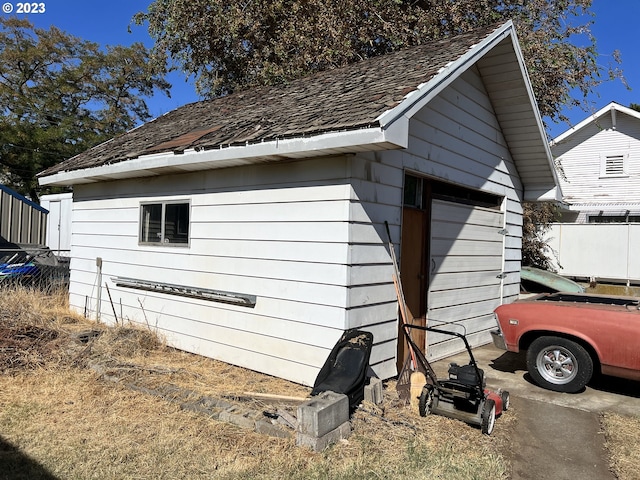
[{"x1": 0, "y1": 324, "x2": 60, "y2": 372}]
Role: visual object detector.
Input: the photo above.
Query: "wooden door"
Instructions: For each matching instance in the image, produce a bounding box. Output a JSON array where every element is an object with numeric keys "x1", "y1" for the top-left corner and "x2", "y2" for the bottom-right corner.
[{"x1": 397, "y1": 206, "x2": 429, "y2": 370}]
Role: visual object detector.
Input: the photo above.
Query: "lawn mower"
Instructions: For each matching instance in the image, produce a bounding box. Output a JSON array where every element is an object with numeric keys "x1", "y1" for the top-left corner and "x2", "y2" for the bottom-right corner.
[{"x1": 401, "y1": 323, "x2": 509, "y2": 435}]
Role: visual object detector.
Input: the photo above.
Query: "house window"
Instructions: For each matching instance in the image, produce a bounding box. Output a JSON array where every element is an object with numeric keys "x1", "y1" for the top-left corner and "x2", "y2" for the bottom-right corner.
[
  {"x1": 140, "y1": 202, "x2": 190, "y2": 245},
  {"x1": 403, "y1": 173, "x2": 502, "y2": 210},
  {"x1": 600, "y1": 154, "x2": 627, "y2": 177},
  {"x1": 403, "y1": 174, "x2": 424, "y2": 208},
  {"x1": 588, "y1": 214, "x2": 640, "y2": 224}
]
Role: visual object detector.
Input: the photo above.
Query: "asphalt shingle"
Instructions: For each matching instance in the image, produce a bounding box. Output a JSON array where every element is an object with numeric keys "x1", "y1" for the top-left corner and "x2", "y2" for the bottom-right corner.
[{"x1": 40, "y1": 24, "x2": 502, "y2": 177}]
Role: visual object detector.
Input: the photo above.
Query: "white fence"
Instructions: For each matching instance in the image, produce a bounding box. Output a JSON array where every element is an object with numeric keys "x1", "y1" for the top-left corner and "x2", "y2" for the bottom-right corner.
[{"x1": 547, "y1": 223, "x2": 640, "y2": 285}]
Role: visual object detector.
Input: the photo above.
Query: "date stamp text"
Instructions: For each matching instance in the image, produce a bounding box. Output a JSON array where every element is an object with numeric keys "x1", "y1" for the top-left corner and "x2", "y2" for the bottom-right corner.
[{"x1": 3, "y1": 3, "x2": 47, "y2": 14}]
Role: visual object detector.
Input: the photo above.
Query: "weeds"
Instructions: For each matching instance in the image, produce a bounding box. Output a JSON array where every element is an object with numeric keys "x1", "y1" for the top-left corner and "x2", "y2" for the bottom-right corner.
[
  {"x1": 0, "y1": 286, "x2": 510, "y2": 479},
  {"x1": 603, "y1": 412, "x2": 640, "y2": 480}
]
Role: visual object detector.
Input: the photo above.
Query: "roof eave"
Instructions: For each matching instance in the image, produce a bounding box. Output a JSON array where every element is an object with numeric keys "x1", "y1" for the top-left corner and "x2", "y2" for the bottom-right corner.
[
  {"x1": 550, "y1": 101, "x2": 640, "y2": 145},
  {"x1": 524, "y1": 184, "x2": 562, "y2": 203},
  {"x1": 502, "y1": 29, "x2": 562, "y2": 199},
  {"x1": 377, "y1": 21, "x2": 516, "y2": 127},
  {"x1": 375, "y1": 20, "x2": 561, "y2": 203},
  {"x1": 38, "y1": 124, "x2": 407, "y2": 187}
]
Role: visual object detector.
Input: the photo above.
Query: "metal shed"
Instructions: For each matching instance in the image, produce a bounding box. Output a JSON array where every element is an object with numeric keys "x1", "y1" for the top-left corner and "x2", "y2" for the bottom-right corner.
[{"x1": 0, "y1": 185, "x2": 48, "y2": 246}]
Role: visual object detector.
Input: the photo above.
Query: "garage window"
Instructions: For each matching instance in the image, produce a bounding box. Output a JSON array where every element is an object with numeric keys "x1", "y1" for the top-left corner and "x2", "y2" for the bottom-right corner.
[{"x1": 140, "y1": 201, "x2": 190, "y2": 245}]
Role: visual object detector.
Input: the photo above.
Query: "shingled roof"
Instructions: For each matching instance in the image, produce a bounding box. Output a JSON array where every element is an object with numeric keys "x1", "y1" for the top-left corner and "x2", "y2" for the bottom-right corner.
[
  {"x1": 39, "y1": 23, "x2": 504, "y2": 177},
  {"x1": 38, "y1": 21, "x2": 560, "y2": 201}
]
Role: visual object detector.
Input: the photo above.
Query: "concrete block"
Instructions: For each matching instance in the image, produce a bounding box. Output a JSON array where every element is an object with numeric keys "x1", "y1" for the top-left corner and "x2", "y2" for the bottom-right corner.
[
  {"x1": 364, "y1": 377, "x2": 383, "y2": 405},
  {"x1": 219, "y1": 407, "x2": 256, "y2": 430},
  {"x1": 297, "y1": 391, "x2": 349, "y2": 438},
  {"x1": 296, "y1": 421, "x2": 351, "y2": 451},
  {"x1": 200, "y1": 396, "x2": 233, "y2": 410},
  {"x1": 255, "y1": 420, "x2": 292, "y2": 439}
]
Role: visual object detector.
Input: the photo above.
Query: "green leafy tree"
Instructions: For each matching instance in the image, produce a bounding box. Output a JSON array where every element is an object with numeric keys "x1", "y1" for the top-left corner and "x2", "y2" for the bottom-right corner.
[
  {"x1": 135, "y1": 0, "x2": 621, "y2": 270},
  {"x1": 0, "y1": 17, "x2": 170, "y2": 201},
  {"x1": 135, "y1": 0, "x2": 621, "y2": 124},
  {"x1": 522, "y1": 202, "x2": 559, "y2": 270}
]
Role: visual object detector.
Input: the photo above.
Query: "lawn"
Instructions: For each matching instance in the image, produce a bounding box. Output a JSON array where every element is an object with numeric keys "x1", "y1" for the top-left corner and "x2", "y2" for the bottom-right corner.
[{"x1": 0, "y1": 286, "x2": 637, "y2": 479}]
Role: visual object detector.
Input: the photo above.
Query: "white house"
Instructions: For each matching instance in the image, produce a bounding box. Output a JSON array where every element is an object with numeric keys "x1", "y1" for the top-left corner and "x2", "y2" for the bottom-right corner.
[
  {"x1": 37, "y1": 21, "x2": 559, "y2": 386},
  {"x1": 551, "y1": 101, "x2": 640, "y2": 223},
  {"x1": 549, "y1": 102, "x2": 640, "y2": 284}
]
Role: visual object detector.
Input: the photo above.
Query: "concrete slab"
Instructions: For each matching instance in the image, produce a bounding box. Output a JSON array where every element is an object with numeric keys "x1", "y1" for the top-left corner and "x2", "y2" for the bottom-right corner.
[
  {"x1": 506, "y1": 396, "x2": 614, "y2": 480},
  {"x1": 433, "y1": 343, "x2": 640, "y2": 416},
  {"x1": 432, "y1": 343, "x2": 638, "y2": 479}
]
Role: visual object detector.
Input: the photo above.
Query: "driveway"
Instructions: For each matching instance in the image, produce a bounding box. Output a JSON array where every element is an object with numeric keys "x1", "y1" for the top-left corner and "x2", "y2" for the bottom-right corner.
[
  {"x1": 434, "y1": 343, "x2": 640, "y2": 479},
  {"x1": 440, "y1": 343, "x2": 640, "y2": 416}
]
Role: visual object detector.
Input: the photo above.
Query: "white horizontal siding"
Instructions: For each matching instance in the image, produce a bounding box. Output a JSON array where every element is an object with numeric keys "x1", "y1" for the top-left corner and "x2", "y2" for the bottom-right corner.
[
  {"x1": 63, "y1": 64, "x2": 528, "y2": 385},
  {"x1": 427, "y1": 200, "x2": 504, "y2": 359},
  {"x1": 69, "y1": 156, "x2": 361, "y2": 385},
  {"x1": 402, "y1": 70, "x2": 521, "y2": 360},
  {"x1": 68, "y1": 154, "x2": 404, "y2": 383},
  {"x1": 553, "y1": 113, "x2": 640, "y2": 209},
  {"x1": 343, "y1": 157, "x2": 404, "y2": 380},
  {"x1": 343, "y1": 68, "x2": 524, "y2": 372}
]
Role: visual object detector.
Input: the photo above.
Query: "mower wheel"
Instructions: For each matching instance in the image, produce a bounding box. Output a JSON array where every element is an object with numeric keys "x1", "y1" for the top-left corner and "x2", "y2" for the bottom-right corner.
[
  {"x1": 418, "y1": 385, "x2": 434, "y2": 417},
  {"x1": 501, "y1": 390, "x2": 510, "y2": 412},
  {"x1": 481, "y1": 399, "x2": 496, "y2": 435}
]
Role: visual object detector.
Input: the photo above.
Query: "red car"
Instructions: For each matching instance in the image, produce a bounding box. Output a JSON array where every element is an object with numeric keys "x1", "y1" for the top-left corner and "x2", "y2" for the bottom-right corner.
[{"x1": 492, "y1": 292, "x2": 640, "y2": 393}]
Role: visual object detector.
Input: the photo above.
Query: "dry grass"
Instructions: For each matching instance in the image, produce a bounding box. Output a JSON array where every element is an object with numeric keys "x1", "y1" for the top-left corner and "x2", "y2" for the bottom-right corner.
[
  {"x1": 0, "y1": 286, "x2": 516, "y2": 479},
  {"x1": 603, "y1": 412, "x2": 640, "y2": 480}
]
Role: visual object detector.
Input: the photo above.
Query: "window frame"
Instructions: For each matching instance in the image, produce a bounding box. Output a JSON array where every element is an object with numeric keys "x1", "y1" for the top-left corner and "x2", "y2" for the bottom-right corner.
[
  {"x1": 139, "y1": 200, "x2": 191, "y2": 247},
  {"x1": 588, "y1": 214, "x2": 640, "y2": 224}
]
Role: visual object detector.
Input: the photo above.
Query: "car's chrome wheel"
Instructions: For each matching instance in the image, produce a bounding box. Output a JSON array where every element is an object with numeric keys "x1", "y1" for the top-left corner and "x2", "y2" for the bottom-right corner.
[
  {"x1": 526, "y1": 336, "x2": 593, "y2": 393},
  {"x1": 536, "y1": 344, "x2": 578, "y2": 384}
]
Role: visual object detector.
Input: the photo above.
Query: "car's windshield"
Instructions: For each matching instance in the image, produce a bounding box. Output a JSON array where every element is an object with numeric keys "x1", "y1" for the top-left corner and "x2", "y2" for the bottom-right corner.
[{"x1": 539, "y1": 293, "x2": 640, "y2": 307}]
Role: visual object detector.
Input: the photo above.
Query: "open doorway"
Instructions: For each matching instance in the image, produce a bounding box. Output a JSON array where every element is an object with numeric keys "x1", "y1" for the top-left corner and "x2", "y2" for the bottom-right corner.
[{"x1": 397, "y1": 173, "x2": 504, "y2": 369}]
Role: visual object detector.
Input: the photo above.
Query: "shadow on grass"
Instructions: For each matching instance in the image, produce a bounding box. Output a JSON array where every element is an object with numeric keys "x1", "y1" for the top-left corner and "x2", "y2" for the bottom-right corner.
[{"x1": 0, "y1": 436, "x2": 58, "y2": 480}]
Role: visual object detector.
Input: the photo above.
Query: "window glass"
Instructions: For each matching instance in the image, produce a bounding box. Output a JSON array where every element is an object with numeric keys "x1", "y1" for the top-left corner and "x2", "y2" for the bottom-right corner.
[
  {"x1": 403, "y1": 175, "x2": 422, "y2": 208},
  {"x1": 140, "y1": 202, "x2": 189, "y2": 245},
  {"x1": 140, "y1": 204, "x2": 162, "y2": 243},
  {"x1": 165, "y1": 203, "x2": 189, "y2": 244}
]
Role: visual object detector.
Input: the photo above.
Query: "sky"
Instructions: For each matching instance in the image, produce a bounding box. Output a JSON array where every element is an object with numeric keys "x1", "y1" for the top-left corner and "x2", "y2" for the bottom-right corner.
[{"x1": 4, "y1": 0, "x2": 637, "y2": 140}]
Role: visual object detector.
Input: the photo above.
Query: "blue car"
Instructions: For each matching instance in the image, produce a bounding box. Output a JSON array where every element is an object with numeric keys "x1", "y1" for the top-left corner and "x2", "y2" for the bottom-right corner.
[{"x1": 0, "y1": 261, "x2": 38, "y2": 279}]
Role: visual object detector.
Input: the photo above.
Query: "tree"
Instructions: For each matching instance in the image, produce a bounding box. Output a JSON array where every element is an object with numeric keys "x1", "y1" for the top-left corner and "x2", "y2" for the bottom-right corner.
[
  {"x1": 0, "y1": 17, "x2": 170, "y2": 202},
  {"x1": 522, "y1": 202, "x2": 559, "y2": 270},
  {"x1": 135, "y1": 0, "x2": 621, "y2": 124},
  {"x1": 135, "y1": 0, "x2": 618, "y2": 269}
]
